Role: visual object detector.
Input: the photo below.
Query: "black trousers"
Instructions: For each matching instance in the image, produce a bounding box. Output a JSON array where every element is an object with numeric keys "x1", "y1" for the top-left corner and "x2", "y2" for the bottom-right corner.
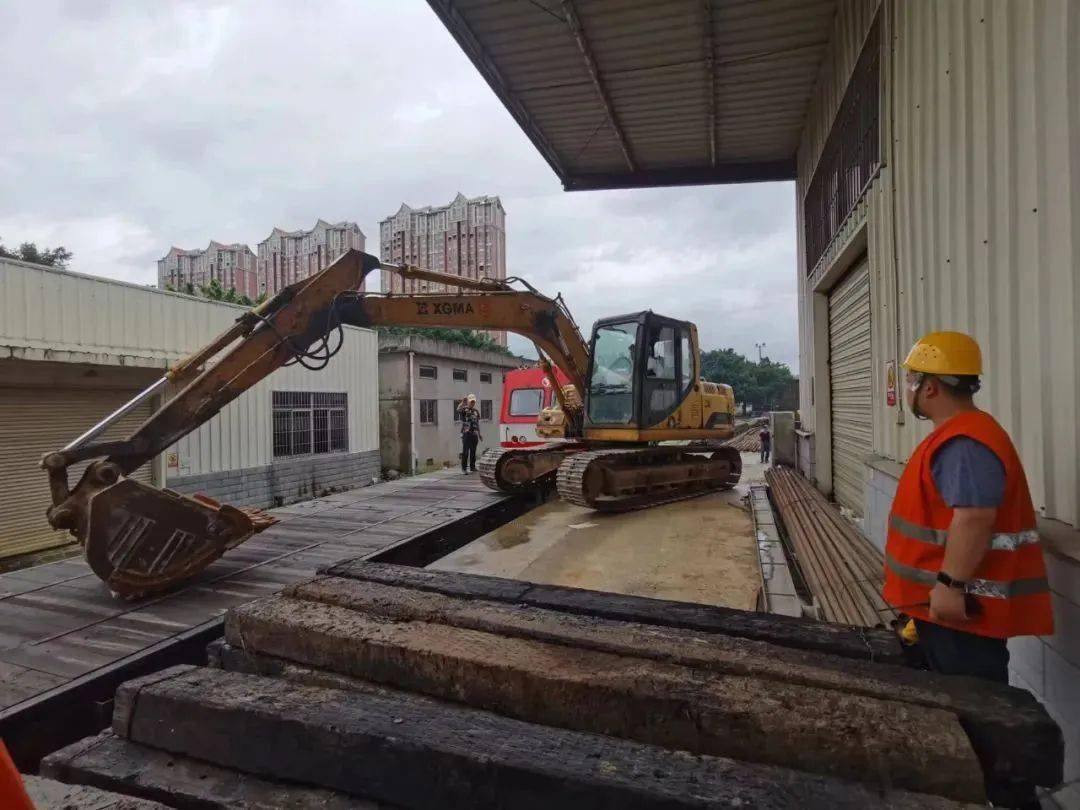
[
  {"x1": 913, "y1": 619, "x2": 1009, "y2": 683},
  {"x1": 914, "y1": 621, "x2": 1038, "y2": 808},
  {"x1": 461, "y1": 432, "x2": 479, "y2": 471},
  {"x1": 760, "y1": 442, "x2": 771, "y2": 463}
]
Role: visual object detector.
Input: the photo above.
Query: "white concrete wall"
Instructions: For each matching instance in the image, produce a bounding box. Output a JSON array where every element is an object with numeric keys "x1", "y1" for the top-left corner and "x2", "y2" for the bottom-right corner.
[{"x1": 378, "y1": 335, "x2": 518, "y2": 472}]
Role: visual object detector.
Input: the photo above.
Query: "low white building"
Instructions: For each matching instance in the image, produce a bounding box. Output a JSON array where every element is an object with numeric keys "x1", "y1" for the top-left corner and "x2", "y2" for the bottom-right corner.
[{"x1": 0, "y1": 256, "x2": 379, "y2": 561}]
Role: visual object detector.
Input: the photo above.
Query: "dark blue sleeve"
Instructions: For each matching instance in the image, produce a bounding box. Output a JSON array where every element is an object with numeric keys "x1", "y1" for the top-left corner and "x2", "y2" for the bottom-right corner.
[{"x1": 930, "y1": 436, "x2": 1006, "y2": 508}]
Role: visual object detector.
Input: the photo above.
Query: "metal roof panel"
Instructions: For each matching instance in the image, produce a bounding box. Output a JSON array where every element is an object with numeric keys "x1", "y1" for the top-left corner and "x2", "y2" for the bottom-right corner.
[{"x1": 428, "y1": 0, "x2": 836, "y2": 188}]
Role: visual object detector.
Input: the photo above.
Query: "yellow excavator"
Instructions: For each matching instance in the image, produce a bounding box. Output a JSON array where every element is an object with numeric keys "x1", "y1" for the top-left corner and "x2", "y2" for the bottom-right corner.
[{"x1": 41, "y1": 250, "x2": 739, "y2": 597}]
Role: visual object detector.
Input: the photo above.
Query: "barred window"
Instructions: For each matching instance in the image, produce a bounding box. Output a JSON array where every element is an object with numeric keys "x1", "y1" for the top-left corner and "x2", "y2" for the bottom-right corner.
[
  {"x1": 273, "y1": 391, "x2": 348, "y2": 457},
  {"x1": 419, "y1": 399, "x2": 438, "y2": 424},
  {"x1": 452, "y1": 368, "x2": 468, "y2": 381},
  {"x1": 480, "y1": 372, "x2": 492, "y2": 383},
  {"x1": 481, "y1": 400, "x2": 493, "y2": 420},
  {"x1": 804, "y1": 14, "x2": 881, "y2": 272},
  {"x1": 418, "y1": 365, "x2": 437, "y2": 379}
]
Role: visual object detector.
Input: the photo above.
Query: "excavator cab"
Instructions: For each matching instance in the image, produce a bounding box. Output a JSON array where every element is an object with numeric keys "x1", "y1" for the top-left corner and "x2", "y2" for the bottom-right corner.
[{"x1": 584, "y1": 311, "x2": 717, "y2": 438}]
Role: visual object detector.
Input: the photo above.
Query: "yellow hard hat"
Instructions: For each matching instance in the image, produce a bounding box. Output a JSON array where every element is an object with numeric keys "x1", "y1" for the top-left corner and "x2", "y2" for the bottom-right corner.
[{"x1": 902, "y1": 331, "x2": 982, "y2": 376}]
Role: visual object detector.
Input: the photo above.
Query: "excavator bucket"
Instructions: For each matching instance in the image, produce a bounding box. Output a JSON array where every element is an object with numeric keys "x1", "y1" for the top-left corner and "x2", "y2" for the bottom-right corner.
[
  {"x1": 47, "y1": 457, "x2": 278, "y2": 600},
  {"x1": 40, "y1": 250, "x2": 382, "y2": 597},
  {"x1": 80, "y1": 475, "x2": 277, "y2": 599}
]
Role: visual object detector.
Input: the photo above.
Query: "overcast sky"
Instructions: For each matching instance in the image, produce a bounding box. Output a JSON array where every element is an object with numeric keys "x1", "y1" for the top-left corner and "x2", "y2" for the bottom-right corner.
[{"x1": 0, "y1": 1, "x2": 798, "y2": 369}]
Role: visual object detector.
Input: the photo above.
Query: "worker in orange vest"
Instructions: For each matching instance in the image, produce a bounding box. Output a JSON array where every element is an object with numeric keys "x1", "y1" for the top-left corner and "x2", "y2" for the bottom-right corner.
[
  {"x1": 883, "y1": 331, "x2": 1053, "y2": 684},
  {"x1": 0, "y1": 741, "x2": 36, "y2": 810}
]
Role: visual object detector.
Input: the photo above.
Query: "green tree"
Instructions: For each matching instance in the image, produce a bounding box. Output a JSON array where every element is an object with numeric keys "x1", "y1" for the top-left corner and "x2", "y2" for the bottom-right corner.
[
  {"x1": 699, "y1": 347, "x2": 794, "y2": 413},
  {"x1": 700, "y1": 348, "x2": 752, "y2": 405},
  {"x1": 238, "y1": 294, "x2": 254, "y2": 306},
  {"x1": 199, "y1": 278, "x2": 226, "y2": 300},
  {"x1": 223, "y1": 286, "x2": 240, "y2": 304},
  {"x1": 0, "y1": 238, "x2": 73, "y2": 267},
  {"x1": 747, "y1": 358, "x2": 795, "y2": 411},
  {"x1": 183, "y1": 281, "x2": 195, "y2": 295}
]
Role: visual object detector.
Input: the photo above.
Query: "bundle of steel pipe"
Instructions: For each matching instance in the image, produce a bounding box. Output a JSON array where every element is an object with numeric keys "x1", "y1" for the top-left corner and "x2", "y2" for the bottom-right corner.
[
  {"x1": 765, "y1": 467, "x2": 897, "y2": 628},
  {"x1": 725, "y1": 417, "x2": 768, "y2": 452},
  {"x1": 726, "y1": 430, "x2": 762, "y2": 453}
]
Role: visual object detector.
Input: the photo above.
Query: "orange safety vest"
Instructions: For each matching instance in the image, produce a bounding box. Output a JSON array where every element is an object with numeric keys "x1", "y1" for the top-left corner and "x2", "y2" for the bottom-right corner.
[
  {"x1": 0, "y1": 741, "x2": 36, "y2": 810},
  {"x1": 883, "y1": 410, "x2": 1053, "y2": 638}
]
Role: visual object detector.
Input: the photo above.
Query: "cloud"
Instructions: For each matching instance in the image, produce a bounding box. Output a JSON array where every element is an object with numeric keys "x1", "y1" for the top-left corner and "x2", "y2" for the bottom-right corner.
[{"x1": 0, "y1": 0, "x2": 799, "y2": 369}]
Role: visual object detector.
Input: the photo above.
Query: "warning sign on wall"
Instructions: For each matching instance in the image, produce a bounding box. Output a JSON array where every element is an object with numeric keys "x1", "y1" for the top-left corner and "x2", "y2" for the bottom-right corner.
[
  {"x1": 885, "y1": 360, "x2": 897, "y2": 407},
  {"x1": 166, "y1": 451, "x2": 180, "y2": 470}
]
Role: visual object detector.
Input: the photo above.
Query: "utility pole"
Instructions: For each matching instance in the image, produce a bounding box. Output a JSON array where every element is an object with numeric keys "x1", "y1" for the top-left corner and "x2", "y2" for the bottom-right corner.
[{"x1": 755, "y1": 342, "x2": 766, "y2": 363}]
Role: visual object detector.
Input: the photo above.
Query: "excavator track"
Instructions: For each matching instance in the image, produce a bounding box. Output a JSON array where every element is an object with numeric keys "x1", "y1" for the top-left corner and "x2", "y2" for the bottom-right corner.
[
  {"x1": 556, "y1": 444, "x2": 742, "y2": 512},
  {"x1": 478, "y1": 443, "x2": 585, "y2": 493}
]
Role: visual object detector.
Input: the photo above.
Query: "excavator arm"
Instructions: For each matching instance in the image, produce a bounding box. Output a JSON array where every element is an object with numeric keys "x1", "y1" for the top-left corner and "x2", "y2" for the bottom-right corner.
[
  {"x1": 41, "y1": 250, "x2": 589, "y2": 598},
  {"x1": 337, "y1": 293, "x2": 588, "y2": 393}
]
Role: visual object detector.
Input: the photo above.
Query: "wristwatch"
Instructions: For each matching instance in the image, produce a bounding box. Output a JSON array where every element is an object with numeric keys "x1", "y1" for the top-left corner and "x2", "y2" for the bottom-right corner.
[{"x1": 936, "y1": 571, "x2": 969, "y2": 591}]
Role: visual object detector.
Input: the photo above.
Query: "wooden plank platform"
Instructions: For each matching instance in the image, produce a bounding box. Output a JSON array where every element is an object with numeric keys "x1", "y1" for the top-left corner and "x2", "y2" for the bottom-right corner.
[{"x1": 0, "y1": 470, "x2": 523, "y2": 767}]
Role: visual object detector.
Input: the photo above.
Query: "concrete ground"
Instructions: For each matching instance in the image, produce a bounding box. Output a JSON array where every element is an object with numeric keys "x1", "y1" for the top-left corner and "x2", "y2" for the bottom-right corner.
[{"x1": 431, "y1": 453, "x2": 766, "y2": 609}]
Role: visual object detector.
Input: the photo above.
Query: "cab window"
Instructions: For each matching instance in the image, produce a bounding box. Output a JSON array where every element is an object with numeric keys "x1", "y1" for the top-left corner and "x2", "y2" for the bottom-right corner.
[
  {"x1": 588, "y1": 322, "x2": 638, "y2": 424},
  {"x1": 509, "y1": 388, "x2": 544, "y2": 416},
  {"x1": 680, "y1": 333, "x2": 693, "y2": 393},
  {"x1": 643, "y1": 325, "x2": 678, "y2": 424}
]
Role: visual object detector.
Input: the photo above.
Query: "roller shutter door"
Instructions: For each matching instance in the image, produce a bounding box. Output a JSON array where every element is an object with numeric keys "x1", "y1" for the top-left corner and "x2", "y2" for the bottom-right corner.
[
  {"x1": 0, "y1": 388, "x2": 154, "y2": 560},
  {"x1": 828, "y1": 257, "x2": 873, "y2": 515}
]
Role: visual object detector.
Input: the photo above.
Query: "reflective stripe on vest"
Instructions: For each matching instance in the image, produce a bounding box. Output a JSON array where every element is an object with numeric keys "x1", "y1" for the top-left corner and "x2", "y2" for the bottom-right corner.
[
  {"x1": 885, "y1": 552, "x2": 1049, "y2": 599},
  {"x1": 888, "y1": 514, "x2": 1041, "y2": 551}
]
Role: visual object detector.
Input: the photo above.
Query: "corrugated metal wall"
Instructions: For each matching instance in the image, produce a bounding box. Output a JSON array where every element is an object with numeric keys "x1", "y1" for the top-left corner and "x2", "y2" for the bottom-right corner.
[
  {"x1": 0, "y1": 258, "x2": 249, "y2": 366},
  {"x1": 828, "y1": 257, "x2": 873, "y2": 514},
  {"x1": 797, "y1": 0, "x2": 1080, "y2": 529},
  {"x1": 0, "y1": 258, "x2": 380, "y2": 480},
  {"x1": 171, "y1": 326, "x2": 378, "y2": 477}
]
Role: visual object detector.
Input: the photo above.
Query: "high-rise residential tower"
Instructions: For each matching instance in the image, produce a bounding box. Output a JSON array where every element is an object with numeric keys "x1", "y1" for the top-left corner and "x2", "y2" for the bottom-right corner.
[{"x1": 379, "y1": 193, "x2": 507, "y2": 345}]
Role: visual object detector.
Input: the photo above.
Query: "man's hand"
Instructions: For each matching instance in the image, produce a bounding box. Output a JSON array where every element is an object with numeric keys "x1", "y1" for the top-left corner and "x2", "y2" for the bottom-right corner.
[{"x1": 929, "y1": 581, "x2": 970, "y2": 624}]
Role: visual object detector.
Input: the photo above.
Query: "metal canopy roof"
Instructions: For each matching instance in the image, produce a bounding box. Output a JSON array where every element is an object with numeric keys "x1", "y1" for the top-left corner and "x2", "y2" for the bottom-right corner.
[{"x1": 428, "y1": 0, "x2": 837, "y2": 190}]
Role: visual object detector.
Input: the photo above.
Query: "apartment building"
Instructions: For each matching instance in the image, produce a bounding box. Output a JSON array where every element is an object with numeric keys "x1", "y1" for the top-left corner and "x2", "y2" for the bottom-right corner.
[
  {"x1": 379, "y1": 193, "x2": 507, "y2": 346},
  {"x1": 157, "y1": 241, "x2": 259, "y2": 299},
  {"x1": 257, "y1": 219, "x2": 367, "y2": 297}
]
